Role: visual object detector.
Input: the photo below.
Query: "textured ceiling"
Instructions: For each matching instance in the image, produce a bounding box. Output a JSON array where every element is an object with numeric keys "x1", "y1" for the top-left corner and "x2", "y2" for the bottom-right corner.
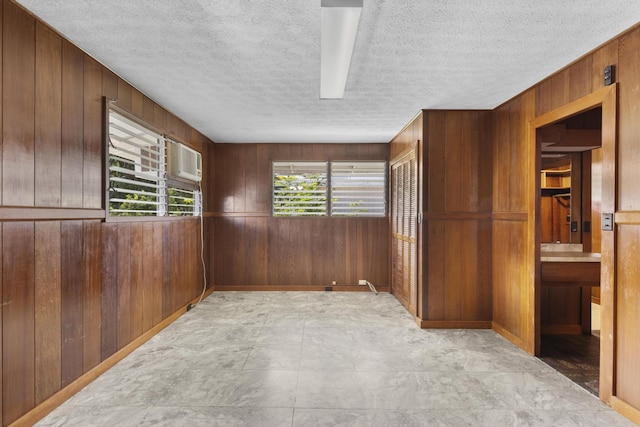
[{"x1": 15, "y1": 1, "x2": 640, "y2": 143}]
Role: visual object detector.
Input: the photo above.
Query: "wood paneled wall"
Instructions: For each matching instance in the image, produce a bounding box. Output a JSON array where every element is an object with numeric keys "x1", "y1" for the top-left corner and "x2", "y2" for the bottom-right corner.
[
  {"x1": 492, "y1": 21, "x2": 640, "y2": 422},
  {"x1": 0, "y1": 2, "x2": 212, "y2": 425},
  {"x1": 390, "y1": 111, "x2": 493, "y2": 327},
  {"x1": 209, "y1": 143, "x2": 389, "y2": 290}
]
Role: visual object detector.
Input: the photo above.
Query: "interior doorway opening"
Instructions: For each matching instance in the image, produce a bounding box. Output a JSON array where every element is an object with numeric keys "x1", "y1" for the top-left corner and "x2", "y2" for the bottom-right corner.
[{"x1": 536, "y1": 106, "x2": 603, "y2": 396}]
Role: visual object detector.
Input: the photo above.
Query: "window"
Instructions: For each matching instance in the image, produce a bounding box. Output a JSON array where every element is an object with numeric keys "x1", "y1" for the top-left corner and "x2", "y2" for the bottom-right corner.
[
  {"x1": 331, "y1": 161, "x2": 386, "y2": 216},
  {"x1": 108, "y1": 109, "x2": 201, "y2": 217},
  {"x1": 273, "y1": 161, "x2": 328, "y2": 216},
  {"x1": 272, "y1": 160, "x2": 387, "y2": 217}
]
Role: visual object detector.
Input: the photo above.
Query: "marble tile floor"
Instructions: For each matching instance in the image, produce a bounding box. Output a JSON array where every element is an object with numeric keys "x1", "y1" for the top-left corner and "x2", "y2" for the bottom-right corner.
[{"x1": 36, "y1": 292, "x2": 635, "y2": 427}]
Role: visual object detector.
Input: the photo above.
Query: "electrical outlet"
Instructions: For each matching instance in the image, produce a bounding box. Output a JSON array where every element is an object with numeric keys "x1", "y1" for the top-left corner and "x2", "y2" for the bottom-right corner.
[
  {"x1": 332, "y1": 280, "x2": 337, "y2": 285},
  {"x1": 358, "y1": 279, "x2": 367, "y2": 285}
]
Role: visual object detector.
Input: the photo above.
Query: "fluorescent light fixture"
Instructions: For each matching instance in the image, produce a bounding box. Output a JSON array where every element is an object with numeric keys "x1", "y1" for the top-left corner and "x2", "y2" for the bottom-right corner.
[{"x1": 320, "y1": 0, "x2": 363, "y2": 99}]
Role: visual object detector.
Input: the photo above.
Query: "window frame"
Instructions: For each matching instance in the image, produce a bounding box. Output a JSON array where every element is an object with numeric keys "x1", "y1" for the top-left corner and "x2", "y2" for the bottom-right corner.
[
  {"x1": 105, "y1": 103, "x2": 202, "y2": 221},
  {"x1": 271, "y1": 160, "x2": 388, "y2": 218},
  {"x1": 272, "y1": 161, "x2": 329, "y2": 217}
]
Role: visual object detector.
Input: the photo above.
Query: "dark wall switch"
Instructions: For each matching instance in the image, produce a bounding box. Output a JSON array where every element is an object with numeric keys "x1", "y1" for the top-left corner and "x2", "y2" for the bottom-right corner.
[
  {"x1": 583, "y1": 221, "x2": 591, "y2": 233},
  {"x1": 571, "y1": 221, "x2": 578, "y2": 232},
  {"x1": 604, "y1": 65, "x2": 616, "y2": 86}
]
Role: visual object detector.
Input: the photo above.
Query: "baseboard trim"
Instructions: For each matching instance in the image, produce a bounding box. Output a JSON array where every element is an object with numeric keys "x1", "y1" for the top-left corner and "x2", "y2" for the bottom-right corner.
[
  {"x1": 611, "y1": 396, "x2": 640, "y2": 425},
  {"x1": 10, "y1": 288, "x2": 215, "y2": 427},
  {"x1": 417, "y1": 319, "x2": 492, "y2": 329},
  {"x1": 492, "y1": 322, "x2": 533, "y2": 354},
  {"x1": 213, "y1": 284, "x2": 391, "y2": 293}
]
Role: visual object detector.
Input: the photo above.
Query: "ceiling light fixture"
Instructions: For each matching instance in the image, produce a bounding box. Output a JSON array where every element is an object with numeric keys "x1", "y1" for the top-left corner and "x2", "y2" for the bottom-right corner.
[{"x1": 320, "y1": 0, "x2": 363, "y2": 100}]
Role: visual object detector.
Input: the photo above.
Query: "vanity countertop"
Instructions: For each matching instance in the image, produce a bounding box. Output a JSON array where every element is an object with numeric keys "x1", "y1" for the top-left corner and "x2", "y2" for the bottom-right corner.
[{"x1": 540, "y1": 251, "x2": 601, "y2": 263}]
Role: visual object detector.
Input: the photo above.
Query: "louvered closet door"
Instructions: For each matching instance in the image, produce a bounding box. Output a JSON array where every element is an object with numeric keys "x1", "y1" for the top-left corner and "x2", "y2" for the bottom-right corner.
[{"x1": 391, "y1": 151, "x2": 418, "y2": 315}]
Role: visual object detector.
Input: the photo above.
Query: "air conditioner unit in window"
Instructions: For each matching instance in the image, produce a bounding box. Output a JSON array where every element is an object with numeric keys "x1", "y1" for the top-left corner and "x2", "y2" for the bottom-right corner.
[{"x1": 168, "y1": 140, "x2": 202, "y2": 182}]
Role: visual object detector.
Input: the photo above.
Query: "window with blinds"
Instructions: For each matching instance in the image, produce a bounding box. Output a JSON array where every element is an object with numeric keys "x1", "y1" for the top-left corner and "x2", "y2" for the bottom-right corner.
[
  {"x1": 108, "y1": 109, "x2": 201, "y2": 217},
  {"x1": 272, "y1": 160, "x2": 387, "y2": 217},
  {"x1": 331, "y1": 161, "x2": 386, "y2": 217},
  {"x1": 273, "y1": 161, "x2": 328, "y2": 216}
]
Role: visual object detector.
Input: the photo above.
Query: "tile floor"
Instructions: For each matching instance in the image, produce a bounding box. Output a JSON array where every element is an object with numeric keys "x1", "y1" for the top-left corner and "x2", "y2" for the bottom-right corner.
[
  {"x1": 540, "y1": 333, "x2": 600, "y2": 396},
  {"x1": 36, "y1": 292, "x2": 635, "y2": 426}
]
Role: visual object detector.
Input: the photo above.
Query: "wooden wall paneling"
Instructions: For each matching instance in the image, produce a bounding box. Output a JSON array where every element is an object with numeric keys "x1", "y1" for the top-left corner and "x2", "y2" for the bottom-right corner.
[
  {"x1": 567, "y1": 153, "x2": 583, "y2": 243},
  {"x1": 462, "y1": 221, "x2": 480, "y2": 320},
  {"x1": 508, "y1": 98, "x2": 527, "y2": 212},
  {"x1": 0, "y1": 0, "x2": 3, "y2": 209},
  {"x1": 101, "y1": 222, "x2": 118, "y2": 360},
  {"x1": 141, "y1": 222, "x2": 155, "y2": 332},
  {"x1": 549, "y1": 70, "x2": 571, "y2": 113},
  {"x1": 131, "y1": 88, "x2": 143, "y2": 117},
  {"x1": 230, "y1": 217, "x2": 246, "y2": 285},
  {"x1": 569, "y1": 56, "x2": 593, "y2": 103},
  {"x1": 220, "y1": 146, "x2": 234, "y2": 213},
  {"x1": 60, "y1": 220, "x2": 84, "y2": 386},
  {"x1": 83, "y1": 56, "x2": 103, "y2": 209},
  {"x1": 2, "y1": 222, "x2": 35, "y2": 425},
  {"x1": 616, "y1": 225, "x2": 640, "y2": 409},
  {"x1": 591, "y1": 40, "x2": 618, "y2": 93},
  {"x1": 116, "y1": 78, "x2": 132, "y2": 113},
  {"x1": 492, "y1": 104, "x2": 511, "y2": 212},
  {"x1": 255, "y1": 145, "x2": 271, "y2": 213},
  {"x1": 427, "y1": 113, "x2": 446, "y2": 212},
  {"x1": 82, "y1": 220, "x2": 101, "y2": 372},
  {"x1": 301, "y1": 219, "x2": 315, "y2": 285},
  {"x1": 130, "y1": 223, "x2": 144, "y2": 340},
  {"x1": 245, "y1": 144, "x2": 258, "y2": 213},
  {"x1": 618, "y1": 28, "x2": 640, "y2": 211},
  {"x1": 191, "y1": 219, "x2": 202, "y2": 297},
  {"x1": 152, "y1": 104, "x2": 164, "y2": 133},
  {"x1": 443, "y1": 221, "x2": 464, "y2": 319},
  {"x1": 34, "y1": 22, "x2": 62, "y2": 207},
  {"x1": 332, "y1": 218, "x2": 347, "y2": 285},
  {"x1": 170, "y1": 220, "x2": 183, "y2": 312},
  {"x1": 2, "y1": 2, "x2": 35, "y2": 206},
  {"x1": 232, "y1": 145, "x2": 247, "y2": 212},
  {"x1": 444, "y1": 112, "x2": 464, "y2": 211},
  {"x1": 477, "y1": 220, "x2": 492, "y2": 320},
  {"x1": 478, "y1": 111, "x2": 493, "y2": 212},
  {"x1": 142, "y1": 96, "x2": 155, "y2": 125},
  {"x1": 356, "y1": 220, "x2": 369, "y2": 283},
  {"x1": 535, "y1": 76, "x2": 553, "y2": 117},
  {"x1": 547, "y1": 287, "x2": 567, "y2": 324},
  {"x1": 102, "y1": 68, "x2": 118, "y2": 101},
  {"x1": 61, "y1": 40, "x2": 84, "y2": 208},
  {"x1": 310, "y1": 218, "x2": 330, "y2": 286},
  {"x1": 151, "y1": 222, "x2": 164, "y2": 326},
  {"x1": 342, "y1": 219, "x2": 353, "y2": 283},
  {"x1": 116, "y1": 222, "x2": 132, "y2": 349},
  {"x1": 162, "y1": 221, "x2": 172, "y2": 318},
  {"x1": 582, "y1": 151, "x2": 593, "y2": 252},
  {"x1": 426, "y1": 220, "x2": 445, "y2": 319},
  {"x1": 591, "y1": 148, "x2": 603, "y2": 252},
  {"x1": 0, "y1": 223, "x2": 2, "y2": 427}
]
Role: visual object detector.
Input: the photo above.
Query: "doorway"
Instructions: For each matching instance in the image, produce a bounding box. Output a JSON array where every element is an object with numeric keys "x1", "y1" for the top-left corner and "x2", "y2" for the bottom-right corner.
[
  {"x1": 536, "y1": 107, "x2": 602, "y2": 395},
  {"x1": 530, "y1": 84, "x2": 617, "y2": 402}
]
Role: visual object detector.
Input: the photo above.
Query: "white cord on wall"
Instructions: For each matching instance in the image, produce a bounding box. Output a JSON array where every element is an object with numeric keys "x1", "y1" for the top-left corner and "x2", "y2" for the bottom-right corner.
[{"x1": 188, "y1": 181, "x2": 207, "y2": 310}]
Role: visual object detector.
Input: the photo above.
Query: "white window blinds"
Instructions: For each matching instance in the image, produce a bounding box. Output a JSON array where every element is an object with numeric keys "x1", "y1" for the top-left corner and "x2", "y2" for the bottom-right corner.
[{"x1": 331, "y1": 161, "x2": 386, "y2": 217}]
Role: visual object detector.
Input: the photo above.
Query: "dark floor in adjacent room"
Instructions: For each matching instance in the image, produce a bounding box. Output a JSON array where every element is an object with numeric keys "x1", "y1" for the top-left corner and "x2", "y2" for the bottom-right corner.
[{"x1": 539, "y1": 334, "x2": 600, "y2": 396}]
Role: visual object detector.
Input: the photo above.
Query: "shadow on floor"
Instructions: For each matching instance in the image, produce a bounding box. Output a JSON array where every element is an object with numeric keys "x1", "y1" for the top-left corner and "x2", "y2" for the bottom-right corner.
[{"x1": 539, "y1": 333, "x2": 600, "y2": 396}]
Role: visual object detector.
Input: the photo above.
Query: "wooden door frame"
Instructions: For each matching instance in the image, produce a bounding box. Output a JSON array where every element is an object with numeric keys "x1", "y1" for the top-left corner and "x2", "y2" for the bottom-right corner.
[{"x1": 529, "y1": 84, "x2": 617, "y2": 402}]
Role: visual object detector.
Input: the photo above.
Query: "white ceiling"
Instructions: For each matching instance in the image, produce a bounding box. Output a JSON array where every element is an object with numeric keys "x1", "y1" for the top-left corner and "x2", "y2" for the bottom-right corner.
[{"x1": 16, "y1": 1, "x2": 640, "y2": 144}]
